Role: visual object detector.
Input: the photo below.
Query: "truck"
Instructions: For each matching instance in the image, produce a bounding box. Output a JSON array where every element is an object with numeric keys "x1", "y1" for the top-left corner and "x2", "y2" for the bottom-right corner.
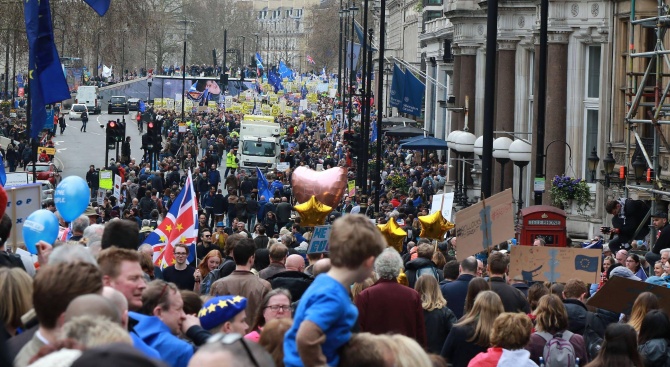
[
  {"x1": 237, "y1": 115, "x2": 281, "y2": 171},
  {"x1": 75, "y1": 85, "x2": 102, "y2": 114}
]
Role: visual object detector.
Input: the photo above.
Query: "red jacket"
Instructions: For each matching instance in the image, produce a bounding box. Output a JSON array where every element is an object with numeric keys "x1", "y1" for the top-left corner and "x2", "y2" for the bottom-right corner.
[{"x1": 355, "y1": 278, "x2": 426, "y2": 347}]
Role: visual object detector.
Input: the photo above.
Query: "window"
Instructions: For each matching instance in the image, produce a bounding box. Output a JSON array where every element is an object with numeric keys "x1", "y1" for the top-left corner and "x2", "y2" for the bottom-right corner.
[
  {"x1": 426, "y1": 0, "x2": 442, "y2": 4},
  {"x1": 425, "y1": 11, "x2": 442, "y2": 21},
  {"x1": 586, "y1": 46, "x2": 601, "y2": 98},
  {"x1": 242, "y1": 141, "x2": 276, "y2": 157}
]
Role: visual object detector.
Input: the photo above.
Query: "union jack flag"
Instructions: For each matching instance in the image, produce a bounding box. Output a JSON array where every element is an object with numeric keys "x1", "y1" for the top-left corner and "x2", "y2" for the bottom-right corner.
[
  {"x1": 146, "y1": 171, "x2": 199, "y2": 268},
  {"x1": 306, "y1": 55, "x2": 315, "y2": 64}
]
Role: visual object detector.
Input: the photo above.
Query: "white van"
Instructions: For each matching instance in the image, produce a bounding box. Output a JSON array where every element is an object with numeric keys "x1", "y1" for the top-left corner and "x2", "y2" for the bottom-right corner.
[{"x1": 75, "y1": 86, "x2": 102, "y2": 114}]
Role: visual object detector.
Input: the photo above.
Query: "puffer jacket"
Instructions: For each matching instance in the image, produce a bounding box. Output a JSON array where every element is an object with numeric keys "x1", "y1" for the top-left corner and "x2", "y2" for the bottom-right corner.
[{"x1": 639, "y1": 339, "x2": 670, "y2": 367}]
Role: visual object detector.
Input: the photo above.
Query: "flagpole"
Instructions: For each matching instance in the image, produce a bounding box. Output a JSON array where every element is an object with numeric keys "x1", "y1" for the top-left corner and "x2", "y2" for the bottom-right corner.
[{"x1": 374, "y1": 0, "x2": 385, "y2": 215}]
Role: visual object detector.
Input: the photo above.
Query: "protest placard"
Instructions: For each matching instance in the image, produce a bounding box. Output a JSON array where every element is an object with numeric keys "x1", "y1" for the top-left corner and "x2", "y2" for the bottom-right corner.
[
  {"x1": 6, "y1": 184, "x2": 41, "y2": 249},
  {"x1": 454, "y1": 189, "x2": 515, "y2": 260},
  {"x1": 430, "y1": 193, "x2": 454, "y2": 221},
  {"x1": 587, "y1": 276, "x2": 670, "y2": 315},
  {"x1": 509, "y1": 246, "x2": 602, "y2": 283},
  {"x1": 307, "y1": 225, "x2": 331, "y2": 254}
]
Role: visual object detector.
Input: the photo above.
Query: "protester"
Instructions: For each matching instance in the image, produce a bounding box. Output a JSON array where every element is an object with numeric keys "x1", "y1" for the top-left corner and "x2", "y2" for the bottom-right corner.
[
  {"x1": 194, "y1": 250, "x2": 222, "y2": 295},
  {"x1": 415, "y1": 274, "x2": 457, "y2": 354},
  {"x1": 486, "y1": 252, "x2": 530, "y2": 313},
  {"x1": 441, "y1": 291, "x2": 505, "y2": 367},
  {"x1": 440, "y1": 256, "x2": 477, "y2": 319},
  {"x1": 584, "y1": 324, "x2": 644, "y2": 367},
  {"x1": 627, "y1": 292, "x2": 660, "y2": 333},
  {"x1": 198, "y1": 296, "x2": 248, "y2": 334},
  {"x1": 283, "y1": 214, "x2": 386, "y2": 367},
  {"x1": 245, "y1": 288, "x2": 292, "y2": 342},
  {"x1": 637, "y1": 310, "x2": 670, "y2": 367},
  {"x1": 467, "y1": 313, "x2": 538, "y2": 367},
  {"x1": 258, "y1": 318, "x2": 294, "y2": 367},
  {"x1": 356, "y1": 248, "x2": 427, "y2": 347}
]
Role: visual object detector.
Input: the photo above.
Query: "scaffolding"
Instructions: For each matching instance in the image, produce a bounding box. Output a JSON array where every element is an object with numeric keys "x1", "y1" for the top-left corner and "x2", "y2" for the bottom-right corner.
[{"x1": 624, "y1": 0, "x2": 670, "y2": 248}]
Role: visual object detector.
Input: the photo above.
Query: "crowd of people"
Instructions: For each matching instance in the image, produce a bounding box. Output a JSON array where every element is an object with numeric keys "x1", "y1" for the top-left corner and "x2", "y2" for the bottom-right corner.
[{"x1": 0, "y1": 88, "x2": 669, "y2": 367}]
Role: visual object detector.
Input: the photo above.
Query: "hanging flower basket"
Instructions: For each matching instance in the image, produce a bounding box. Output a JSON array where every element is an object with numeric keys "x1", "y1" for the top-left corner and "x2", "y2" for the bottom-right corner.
[{"x1": 549, "y1": 175, "x2": 592, "y2": 215}]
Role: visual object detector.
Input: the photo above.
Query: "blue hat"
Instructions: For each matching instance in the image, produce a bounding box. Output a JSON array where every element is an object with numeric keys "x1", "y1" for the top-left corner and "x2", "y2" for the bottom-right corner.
[
  {"x1": 216, "y1": 221, "x2": 224, "y2": 227},
  {"x1": 198, "y1": 296, "x2": 247, "y2": 330}
]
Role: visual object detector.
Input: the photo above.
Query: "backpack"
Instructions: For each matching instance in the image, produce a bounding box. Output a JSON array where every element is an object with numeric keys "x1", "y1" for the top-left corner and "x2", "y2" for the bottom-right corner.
[
  {"x1": 583, "y1": 312, "x2": 604, "y2": 360},
  {"x1": 416, "y1": 266, "x2": 439, "y2": 280},
  {"x1": 537, "y1": 330, "x2": 576, "y2": 367}
]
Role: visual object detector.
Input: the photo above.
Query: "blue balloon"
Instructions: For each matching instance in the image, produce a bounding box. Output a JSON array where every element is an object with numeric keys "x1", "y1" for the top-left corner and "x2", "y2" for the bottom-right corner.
[
  {"x1": 23, "y1": 209, "x2": 59, "y2": 254},
  {"x1": 54, "y1": 176, "x2": 90, "y2": 222}
]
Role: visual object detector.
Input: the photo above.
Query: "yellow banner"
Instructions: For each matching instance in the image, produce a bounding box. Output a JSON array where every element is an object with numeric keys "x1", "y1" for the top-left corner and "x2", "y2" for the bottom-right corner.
[
  {"x1": 325, "y1": 120, "x2": 332, "y2": 134},
  {"x1": 239, "y1": 94, "x2": 247, "y2": 101},
  {"x1": 307, "y1": 93, "x2": 318, "y2": 103},
  {"x1": 99, "y1": 170, "x2": 113, "y2": 190},
  {"x1": 39, "y1": 147, "x2": 56, "y2": 155},
  {"x1": 153, "y1": 98, "x2": 163, "y2": 107},
  {"x1": 347, "y1": 180, "x2": 356, "y2": 196},
  {"x1": 271, "y1": 105, "x2": 281, "y2": 117}
]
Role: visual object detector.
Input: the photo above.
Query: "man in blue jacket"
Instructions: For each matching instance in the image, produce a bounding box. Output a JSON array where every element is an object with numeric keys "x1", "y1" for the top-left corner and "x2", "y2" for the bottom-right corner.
[{"x1": 439, "y1": 256, "x2": 477, "y2": 319}]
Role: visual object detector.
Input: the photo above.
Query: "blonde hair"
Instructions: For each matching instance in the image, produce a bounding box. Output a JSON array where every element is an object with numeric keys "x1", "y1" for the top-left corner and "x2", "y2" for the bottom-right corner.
[
  {"x1": 62, "y1": 315, "x2": 132, "y2": 347},
  {"x1": 456, "y1": 290, "x2": 504, "y2": 346},
  {"x1": 628, "y1": 292, "x2": 659, "y2": 333},
  {"x1": 414, "y1": 275, "x2": 447, "y2": 311},
  {"x1": 352, "y1": 274, "x2": 378, "y2": 303},
  {"x1": 388, "y1": 334, "x2": 432, "y2": 367},
  {"x1": 490, "y1": 313, "x2": 533, "y2": 350},
  {"x1": 0, "y1": 268, "x2": 33, "y2": 330}
]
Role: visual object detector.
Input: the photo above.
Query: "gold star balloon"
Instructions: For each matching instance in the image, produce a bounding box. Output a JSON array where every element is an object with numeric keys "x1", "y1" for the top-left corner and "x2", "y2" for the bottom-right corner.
[
  {"x1": 377, "y1": 217, "x2": 407, "y2": 252},
  {"x1": 294, "y1": 195, "x2": 332, "y2": 227},
  {"x1": 419, "y1": 211, "x2": 455, "y2": 240}
]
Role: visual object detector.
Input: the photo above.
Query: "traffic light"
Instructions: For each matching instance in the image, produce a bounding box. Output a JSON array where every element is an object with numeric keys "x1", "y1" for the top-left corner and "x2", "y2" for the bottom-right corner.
[
  {"x1": 106, "y1": 121, "x2": 118, "y2": 149},
  {"x1": 105, "y1": 120, "x2": 127, "y2": 149},
  {"x1": 146, "y1": 120, "x2": 156, "y2": 136}
]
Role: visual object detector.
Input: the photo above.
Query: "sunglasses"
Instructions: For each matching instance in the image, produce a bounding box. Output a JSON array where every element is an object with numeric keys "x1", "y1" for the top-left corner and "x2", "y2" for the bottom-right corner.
[{"x1": 207, "y1": 333, "x2": 259, "y2": 367}]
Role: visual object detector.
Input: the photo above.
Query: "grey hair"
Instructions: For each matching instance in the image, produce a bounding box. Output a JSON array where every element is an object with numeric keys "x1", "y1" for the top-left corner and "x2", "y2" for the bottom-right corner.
[
  {"x1": 49, "y1": 244, "x2": 98, "y2": 266},
  {"x1": 71, "y1": 215, "x2": 90, "y2": 234},
  {"x1": 83, "y1": 224, "x2": 105, "y2": 244},
  {"x1": 142, "y1": 219, "x2": 150, "y2": 227},
  {"x1": 138, "y1": 244, "x2": 153, "y2": 253},
  {"x1": 661, "y1": 248, "x2": 670, "y2": 255},
  {"x1": 374, "y1": 248, "x2": 403, "y2": 280}
]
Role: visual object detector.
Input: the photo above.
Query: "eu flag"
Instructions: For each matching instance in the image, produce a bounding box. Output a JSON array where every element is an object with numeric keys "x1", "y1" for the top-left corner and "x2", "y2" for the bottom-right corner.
[
  {"x1": 83, "y1": 0, "x2": 111, "y2": 16},
  {"x1": 24, "y1": 0, "x2": 71, "y2": 139},
  {"x1": 575, "y1": 254, "x2": 599, "y2": 273},
  {"x1": 257, "y1": 168, "x2": 273, "y2": 201}
]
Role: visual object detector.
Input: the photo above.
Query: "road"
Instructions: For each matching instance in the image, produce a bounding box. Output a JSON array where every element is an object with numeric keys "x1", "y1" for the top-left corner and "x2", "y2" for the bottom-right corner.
[{"x1": 56, "y1": 110, "x2": 146, "y2": 178}]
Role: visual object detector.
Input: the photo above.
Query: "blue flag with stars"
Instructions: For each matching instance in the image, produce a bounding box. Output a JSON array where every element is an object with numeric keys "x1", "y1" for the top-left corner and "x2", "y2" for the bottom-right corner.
[
  {"x1": 24, "y1": 0, "x2": 71, "y2": 139},
  {"x1": 574, "y1": 254, "x2": 599, "y2": 273}
]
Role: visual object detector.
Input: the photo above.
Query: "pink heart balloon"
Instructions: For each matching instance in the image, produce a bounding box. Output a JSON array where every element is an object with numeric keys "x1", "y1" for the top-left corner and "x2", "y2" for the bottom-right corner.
[{"x1": 291, "y1": 166, "x2": 348, "y2": 208}]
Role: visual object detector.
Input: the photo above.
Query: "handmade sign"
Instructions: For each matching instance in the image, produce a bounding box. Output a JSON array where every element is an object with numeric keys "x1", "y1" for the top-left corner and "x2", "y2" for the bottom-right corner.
[
  {"x1": 430, "y1": 193, "x2": 454, "y2": 221},
  {"x1": 509, "y1": 246, "x2": 602, "y2": 283},
  {"x1": 454, "y1": 189, "x2": 515, "y2": 260},
  {"x1": 587, "y1": 276, "x2": 670, "y2": 315},
  {"x1": 307, "y1": 225, "x2": 331, "y2": 254}
]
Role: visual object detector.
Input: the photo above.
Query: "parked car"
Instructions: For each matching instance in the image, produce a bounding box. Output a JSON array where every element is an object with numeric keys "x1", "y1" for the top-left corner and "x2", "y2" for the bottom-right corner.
[
  {"x1": 108, "y1": 96, "x2": 129, "y2": 114},
  {"x1": 128, "y1": 98, "x2": 141, "y2": 111},
  {"x1": 68, "y1": 104, "x2": 88, "y2": 120},
  {"x1": 38, "y1": 180, "x2": 54, "y2": 207},
  {"x1": 23, "y1": 163, "x2": 62, "y2": 186}
]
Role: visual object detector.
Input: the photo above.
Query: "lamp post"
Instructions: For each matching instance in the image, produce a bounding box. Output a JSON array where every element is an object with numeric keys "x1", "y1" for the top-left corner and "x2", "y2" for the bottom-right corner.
[
  {"x1": 587, "y1": 147, "x2": 599, "y2": 183},
  {"x1": 632, "y1": 154, "x2": 647, "y2": 185},
  {"x1": 348, "y1": 2, "x2": 358, "y2": 130},
  {"x1": 147, "y1": 78, "x2": 152, "y2": 104},
  {"x1": 266, "y1": 31, "x2": 271, "y2": 66},
  {"x1": 493, "y1": 137, "x2": 512, "y2": 193},
  {"x1": 339, "y1": 6, "x2": 349, "y2": 120},
  {"x1": 238, "y1": 36, "x2": 246, "y2": 68},
  {"x1": 178, "y1": 18, "x2": 191, "y2": 124},
  {"x1": 455, "y1": 131, "x2": 476, "y2": 207},
  {"x1": 603, "y1": 148, "x2": 616, "y2": 187},
  {"x1": 509, "y1": 139, "x2": 532, "y2": 215}
]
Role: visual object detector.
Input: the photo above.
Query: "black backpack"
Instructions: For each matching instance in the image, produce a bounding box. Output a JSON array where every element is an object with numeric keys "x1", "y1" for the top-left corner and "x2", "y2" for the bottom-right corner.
[
  {"x1": 0, "y1": 251, "x2": 26, "y2": 271},
  {"x1": 584, "y1": 312, "x2": 604, "y2": 360}
]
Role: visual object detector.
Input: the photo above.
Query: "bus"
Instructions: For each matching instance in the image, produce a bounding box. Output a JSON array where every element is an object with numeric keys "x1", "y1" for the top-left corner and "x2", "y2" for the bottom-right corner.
[{"x1": 60, "y1": 57, "x2": 85, "y2": 92}]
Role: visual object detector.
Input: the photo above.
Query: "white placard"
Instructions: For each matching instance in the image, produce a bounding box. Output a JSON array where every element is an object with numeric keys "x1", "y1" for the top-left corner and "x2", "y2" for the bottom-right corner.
[
  {"x1": 276, "y1": 162, "x2": 290, "y2": 172},
  {"x1": 7, "y1": 183, "x2": 42, "y2": 248},
  {"x1": 430, "y1": 193, "x2": 454, "y2": 221},
  {"x1": 4, "y1": 172, "x2": 29, "y2": 187},
  {"x1": 113, "y1": 174, "x2": 121, "y2": 199},
  {"x1": 97, "y1": 188, "x2": 106, "y2": 205}
]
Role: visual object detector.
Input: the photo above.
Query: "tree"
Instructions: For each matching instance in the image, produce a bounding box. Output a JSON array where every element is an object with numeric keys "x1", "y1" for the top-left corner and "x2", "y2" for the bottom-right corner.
[{"x1": 306, "y1": 0, "x2": 339, "y2": 71}]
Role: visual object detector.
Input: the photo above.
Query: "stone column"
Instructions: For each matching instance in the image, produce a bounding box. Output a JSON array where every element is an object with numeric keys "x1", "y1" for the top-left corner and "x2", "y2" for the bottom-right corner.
[
  {"x1": 451, "y1": 47, "x2": 462, "y2": 130},
  {"x1": 459, "y1": 46, "x2": 478, "y2": 130},
  {"x1": 494, "y1": 41, "x2": 517, "y2": 194},
  {"x1": 534, "y1": 32, "x2": 569, "y2": 204}
]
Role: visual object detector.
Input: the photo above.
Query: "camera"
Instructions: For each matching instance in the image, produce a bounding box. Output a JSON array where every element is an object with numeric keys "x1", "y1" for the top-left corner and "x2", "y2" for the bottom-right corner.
[{"x1": 600, "y1": 226, "x2": 611, "y2": 234}]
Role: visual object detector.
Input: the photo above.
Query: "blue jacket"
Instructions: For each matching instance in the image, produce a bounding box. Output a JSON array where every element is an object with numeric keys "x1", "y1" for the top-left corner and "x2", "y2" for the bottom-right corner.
[
  {"x1": 439, "y1": 273, "x2": 474, "y2": 320},
  {"x1": 129, "y1": 312, "x2": 193, "y2": 367}
]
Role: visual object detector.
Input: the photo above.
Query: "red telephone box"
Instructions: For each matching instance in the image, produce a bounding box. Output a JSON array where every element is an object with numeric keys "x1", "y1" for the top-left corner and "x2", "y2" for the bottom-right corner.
[{"x1": 518, "y1": 205, "x2": 567, "y2": 247}]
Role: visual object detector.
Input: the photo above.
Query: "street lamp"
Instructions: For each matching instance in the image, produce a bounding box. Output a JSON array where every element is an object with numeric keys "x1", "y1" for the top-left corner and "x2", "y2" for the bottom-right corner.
[
  {"x1": 178, "y1": 18, "x2": 191, "y2": 124},
  {"x1": 347, "y1": 1, "x2": 358, "y2": 128},
  {"x1": 493, "y1": 137, "x2": 512, "y2": 193},
  {"x1": 238, "y1": 36, "x2": 246, "y2": 68},
  {"x1": 455, "y1": 131, "x2": 476, "y2": 206},
  {"x1": 147, "y1": 78, "x2": 152, "y2": 104},
  {"x1": 509, "y1": 139, "x2": 532, "y2": 214},
  {"x1": 587, "y1": 147, "x2": 599, "y2": 183},
  {"x1": 632, "y1": 154, "x2": 647, "y2": 185}
]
